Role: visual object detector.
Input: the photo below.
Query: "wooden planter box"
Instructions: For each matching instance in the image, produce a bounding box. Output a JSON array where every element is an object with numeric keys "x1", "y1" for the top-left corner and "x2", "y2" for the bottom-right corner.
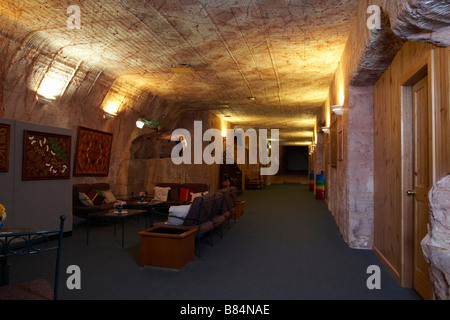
[
  {"x1": 232, "y1": 200, "x2": 245, "y2": 220},
  {"x1": 139, "y1": 226, "x2": 197, "y2": 269}
]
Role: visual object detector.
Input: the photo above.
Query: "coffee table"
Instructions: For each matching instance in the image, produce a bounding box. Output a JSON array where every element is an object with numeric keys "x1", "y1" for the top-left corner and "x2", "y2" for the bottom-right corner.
[{"x1": 86, "y1": 208, "x2": 148, "y2": 248}]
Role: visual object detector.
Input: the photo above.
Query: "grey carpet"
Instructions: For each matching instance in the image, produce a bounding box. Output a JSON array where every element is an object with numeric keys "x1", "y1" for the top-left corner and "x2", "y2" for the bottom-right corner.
[{"x1": 7, "y1": 183, "x2": 422, "y2": 300}]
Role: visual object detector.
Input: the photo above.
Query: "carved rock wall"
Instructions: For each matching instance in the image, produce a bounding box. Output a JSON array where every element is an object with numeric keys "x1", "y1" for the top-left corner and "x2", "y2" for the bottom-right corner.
[{"x1": 422, "y1": 175, "x2": 450, "y2": 300}]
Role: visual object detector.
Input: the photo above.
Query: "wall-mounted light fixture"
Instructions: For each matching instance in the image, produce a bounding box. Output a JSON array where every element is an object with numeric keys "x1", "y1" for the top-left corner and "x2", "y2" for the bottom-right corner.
[
  {"x1": 136, "y1": 118, "x2": 146, "y2": 129},
  {"x1": 331, "y1": 105, "x2": 343, "y2": 116},
  {"x1": 36, "y1": 73, "x2": 69, "y2": 104},
  {"x1": 102, "y1": 101, "x2": 121, "y2": 120},
  {"x1": 321, "y1": 127, "x2": 330, "y2": 134}
]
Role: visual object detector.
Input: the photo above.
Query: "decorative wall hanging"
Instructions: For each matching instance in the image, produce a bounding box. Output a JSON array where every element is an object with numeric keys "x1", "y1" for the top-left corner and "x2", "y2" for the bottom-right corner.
[
  {"x1": 22, "y1": 130, "x2": 71, "y2": 180},
  {"x1": 330, "y1": 120, "x2": 338, "y2": 167},
  {"x1": 0, "y1": 123, "x2": 11, "y2": 173},
  {"x1": 338, "y1": 129, "x2": 344, "y2": 161},
  {"x1": 0, "y1": 123, "x2": 11, "y2": 172},
  {"x1": 73, "y1": 126, "x2": 113, "y2": 176}
]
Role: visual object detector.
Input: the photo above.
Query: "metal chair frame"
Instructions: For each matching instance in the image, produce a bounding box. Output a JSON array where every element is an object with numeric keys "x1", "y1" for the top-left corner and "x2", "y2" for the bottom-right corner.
[{"x1": 0, "y1": 215, "x2": 66, "y2": 300}]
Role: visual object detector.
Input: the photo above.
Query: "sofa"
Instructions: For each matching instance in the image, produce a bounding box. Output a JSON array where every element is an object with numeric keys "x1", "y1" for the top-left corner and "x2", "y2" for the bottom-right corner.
[
  {"x1": 72, "y1": 183, "x2": 117, "y2": 218},
  {"x1": 154, "y1": 186, "x2": 238, "y2": 255}
]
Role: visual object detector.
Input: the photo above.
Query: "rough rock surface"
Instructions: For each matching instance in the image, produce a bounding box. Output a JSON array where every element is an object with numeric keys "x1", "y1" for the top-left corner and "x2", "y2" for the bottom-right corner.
[{"x1": 421, "y1": 175, "x2": 450, "y2": 300}]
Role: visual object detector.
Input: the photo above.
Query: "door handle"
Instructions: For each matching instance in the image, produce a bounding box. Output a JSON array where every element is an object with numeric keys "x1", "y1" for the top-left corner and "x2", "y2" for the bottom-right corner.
[{"x1": 407, "y1": 190, "x2": 416, "y2": 196}]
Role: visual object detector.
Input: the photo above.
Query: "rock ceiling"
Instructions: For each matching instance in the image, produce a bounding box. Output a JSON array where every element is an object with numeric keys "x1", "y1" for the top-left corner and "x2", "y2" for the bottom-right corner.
[{"x1": 0, "y1": 0, "x2": 363, "y2": 145}]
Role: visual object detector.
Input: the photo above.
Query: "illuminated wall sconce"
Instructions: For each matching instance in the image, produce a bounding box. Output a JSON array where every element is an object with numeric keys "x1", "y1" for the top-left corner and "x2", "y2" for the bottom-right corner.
[
  {"x1": 103, "y1": 110, "x2": 117, "y2": 120},
  {"x1": 102, "y1": 101, "x2": 121, "y2": 120},
  {"x1": 136, "y1": 115, "x2": 165, "y2": 130},
  {"x1": 136, "y1": 118, "x2": 146, "y2": 129},
  {"x1": 331, "y1": 105, "x2": 343, "y2": 116},
  {"x1": 36, "y1": 73, "x2": 69, "y2": 104},
  {"x1": 322, "y1": 127, "x2": 330, "y2": 134}
]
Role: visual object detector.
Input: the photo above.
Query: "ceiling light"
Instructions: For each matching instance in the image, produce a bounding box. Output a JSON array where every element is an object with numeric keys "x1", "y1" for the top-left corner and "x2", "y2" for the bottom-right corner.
[{"x1": 331, "y1": 105, "x2": 343, "y2": 116}]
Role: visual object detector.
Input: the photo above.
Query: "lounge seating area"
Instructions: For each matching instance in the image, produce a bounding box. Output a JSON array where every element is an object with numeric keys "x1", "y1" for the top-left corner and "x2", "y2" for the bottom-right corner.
[
  {"x1": 71, "y1": 179, "x2": 239, "y2": 256},
  {"x1": 73, "y1": 183, "x2": 117, "y2": 218},
  {"x1": 153, "y1": 186, "x2": 238, "y2": 256}
]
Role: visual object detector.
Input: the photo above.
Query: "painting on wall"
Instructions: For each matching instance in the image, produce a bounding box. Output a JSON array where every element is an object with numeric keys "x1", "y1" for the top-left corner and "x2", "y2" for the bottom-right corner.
[
  {"x1": 338, "y1": 129, "x2": 344, "y2": 161},
  {"x1": 22, "y1": 130, "x2": 72, "y2": 180},
  {"x1": 0, "y1": 123, "x2": 11, "y2": 172},
  {"x1": 73, "y1": 126, "x2": 113, "y2": 176},
  {"x1": 330, "y1": 120, "x2": 338, "y2": 167}
]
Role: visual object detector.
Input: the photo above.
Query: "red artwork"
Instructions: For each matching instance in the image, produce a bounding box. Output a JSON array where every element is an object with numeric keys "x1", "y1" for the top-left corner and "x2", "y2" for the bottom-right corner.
[{"x1": 73, "y1": 126, "x2": 113, "y2": 176}]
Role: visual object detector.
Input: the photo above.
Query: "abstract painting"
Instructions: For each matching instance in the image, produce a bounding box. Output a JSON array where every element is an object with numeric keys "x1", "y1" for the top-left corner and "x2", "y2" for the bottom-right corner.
[
  {"x1": 73, "y1": 126, "x2": 113, "y2": 176},
  {"x1": 22, "y1": 130, "x2": 71, "y2": 180}
]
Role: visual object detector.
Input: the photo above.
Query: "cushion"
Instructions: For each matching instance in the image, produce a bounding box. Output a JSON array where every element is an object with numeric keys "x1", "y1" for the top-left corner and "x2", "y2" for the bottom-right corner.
[
  {"x1": 190, "y1": 191, "x2": 208, "y2": 201},
  {"x1": 102, "y1": 190, "x2": 117, "y2": 204},
  {"x1": 154, "y1": 186, "x2": 171, "y2": 202},
  {"x1": 179, "y1": 187, "x2": 196, "y2": 202},
  {"x1": 86, "y1": 188, "x2": 105, "y2": 205},
  {"x1": 79, "y1": 192, "x2": 94, "y2": 207},
  {"x1": 167, "y1": 205, "x2": 191, "y2": 226},
  {"x1": 0, "y1": 279, "x2": 53, "y2": 300}
]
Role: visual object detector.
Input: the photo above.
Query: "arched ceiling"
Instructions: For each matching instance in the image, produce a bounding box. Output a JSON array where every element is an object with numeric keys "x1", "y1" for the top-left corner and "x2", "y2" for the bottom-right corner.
[{"x1": 0, "y1": 0, "x2": 363, "y2": 145}]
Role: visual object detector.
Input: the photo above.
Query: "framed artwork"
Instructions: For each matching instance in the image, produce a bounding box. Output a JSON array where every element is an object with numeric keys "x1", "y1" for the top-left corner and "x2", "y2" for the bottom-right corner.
[
  {"x1": 338, "y1": 129, "x2": 344, "y2": 161},
  {"x1": 22, "y1": 130, "x2": 71, "y2": 180},
  {"x1": 73, "y1": 126, "x2": 113, "y2": 176},
  {"x1": 330, "y1": 120, "x2": 338, "y2": 167},
  {"x1": 0, "y1": 123, "x2": 11, "y2": 172}
]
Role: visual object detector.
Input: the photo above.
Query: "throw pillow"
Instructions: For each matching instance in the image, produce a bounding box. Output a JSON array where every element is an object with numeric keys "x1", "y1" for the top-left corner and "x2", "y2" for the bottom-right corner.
[
  {"x1": 102, "y1": 190, "x2": 117, "y2": 204},
  {"x1": 167, "y1": 205, "x2": 191, "y2": 226},
  {"x1": 179, "y1": 187, "x2": 196, "y2": 202},
  {"x1": 154, "y1": 186, "x2": 171, "y2": 202},
  {"x1": 79, "y1": 192, "x2": 94, "y2": 207},
  {"x1": 190, "y1": 191, "x2": 208, "y2": 201},
  {"x1": 86, "y1": 188, "x2": 105, "y2": 205}
]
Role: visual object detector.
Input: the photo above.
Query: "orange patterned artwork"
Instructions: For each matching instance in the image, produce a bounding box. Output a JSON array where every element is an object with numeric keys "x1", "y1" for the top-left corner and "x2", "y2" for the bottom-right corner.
[
  {"x1": 22, "y1": 130, "x2": 71, "y2": 180},
  {"x1": 73, "y1": 126, "x2": 113, "y2": 176}
]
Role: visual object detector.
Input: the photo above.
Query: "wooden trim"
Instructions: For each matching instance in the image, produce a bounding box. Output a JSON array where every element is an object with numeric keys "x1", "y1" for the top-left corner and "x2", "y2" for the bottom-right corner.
[
  {"x1": 373, "y1": 245, "x2": 402, "y2": 285},
  {"x1": 400, "y1": 84, "x2": 414, "y2": 288}
]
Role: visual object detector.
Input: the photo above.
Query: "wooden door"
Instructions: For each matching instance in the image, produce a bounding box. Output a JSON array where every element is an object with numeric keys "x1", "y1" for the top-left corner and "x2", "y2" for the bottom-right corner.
[{"x1": 411, "y1": 76, "x2": 432, "y2": 299}]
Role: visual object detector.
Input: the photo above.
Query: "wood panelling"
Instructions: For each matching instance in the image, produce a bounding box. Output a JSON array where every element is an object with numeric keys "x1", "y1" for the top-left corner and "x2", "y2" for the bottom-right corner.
[{"x1": 373, "y1": 42, "x2": 449, "y2": 287}]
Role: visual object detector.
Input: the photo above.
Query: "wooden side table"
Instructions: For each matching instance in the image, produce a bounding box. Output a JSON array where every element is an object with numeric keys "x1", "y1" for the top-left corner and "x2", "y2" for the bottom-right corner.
[
  {"x1": 139, "y1": 226, "x2": 197, "y2": 269},
  {"x1": 232, "y1": 200, "x2": 245, "y2": 220}
]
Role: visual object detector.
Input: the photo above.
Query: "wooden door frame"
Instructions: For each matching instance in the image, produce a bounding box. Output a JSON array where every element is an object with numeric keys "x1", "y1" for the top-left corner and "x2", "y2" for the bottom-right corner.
[{"x1": 399, "y1": 50, "x2": 437, "y2": 288}]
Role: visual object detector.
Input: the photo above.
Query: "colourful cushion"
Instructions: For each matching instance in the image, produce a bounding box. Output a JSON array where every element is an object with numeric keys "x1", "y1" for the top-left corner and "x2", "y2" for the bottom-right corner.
[
  {"x1": 86, "y1": 188, "x2": 105, "y2": 205},
  {"x1": 179, "y1": 187, "x2": 195, "y2": 202}
]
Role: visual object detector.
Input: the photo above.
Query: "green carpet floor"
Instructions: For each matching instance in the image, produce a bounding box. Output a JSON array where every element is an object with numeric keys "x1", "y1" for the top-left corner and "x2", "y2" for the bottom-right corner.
[{"x1": 7, "y1": 183, "x2": 422, "y2": 300}]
